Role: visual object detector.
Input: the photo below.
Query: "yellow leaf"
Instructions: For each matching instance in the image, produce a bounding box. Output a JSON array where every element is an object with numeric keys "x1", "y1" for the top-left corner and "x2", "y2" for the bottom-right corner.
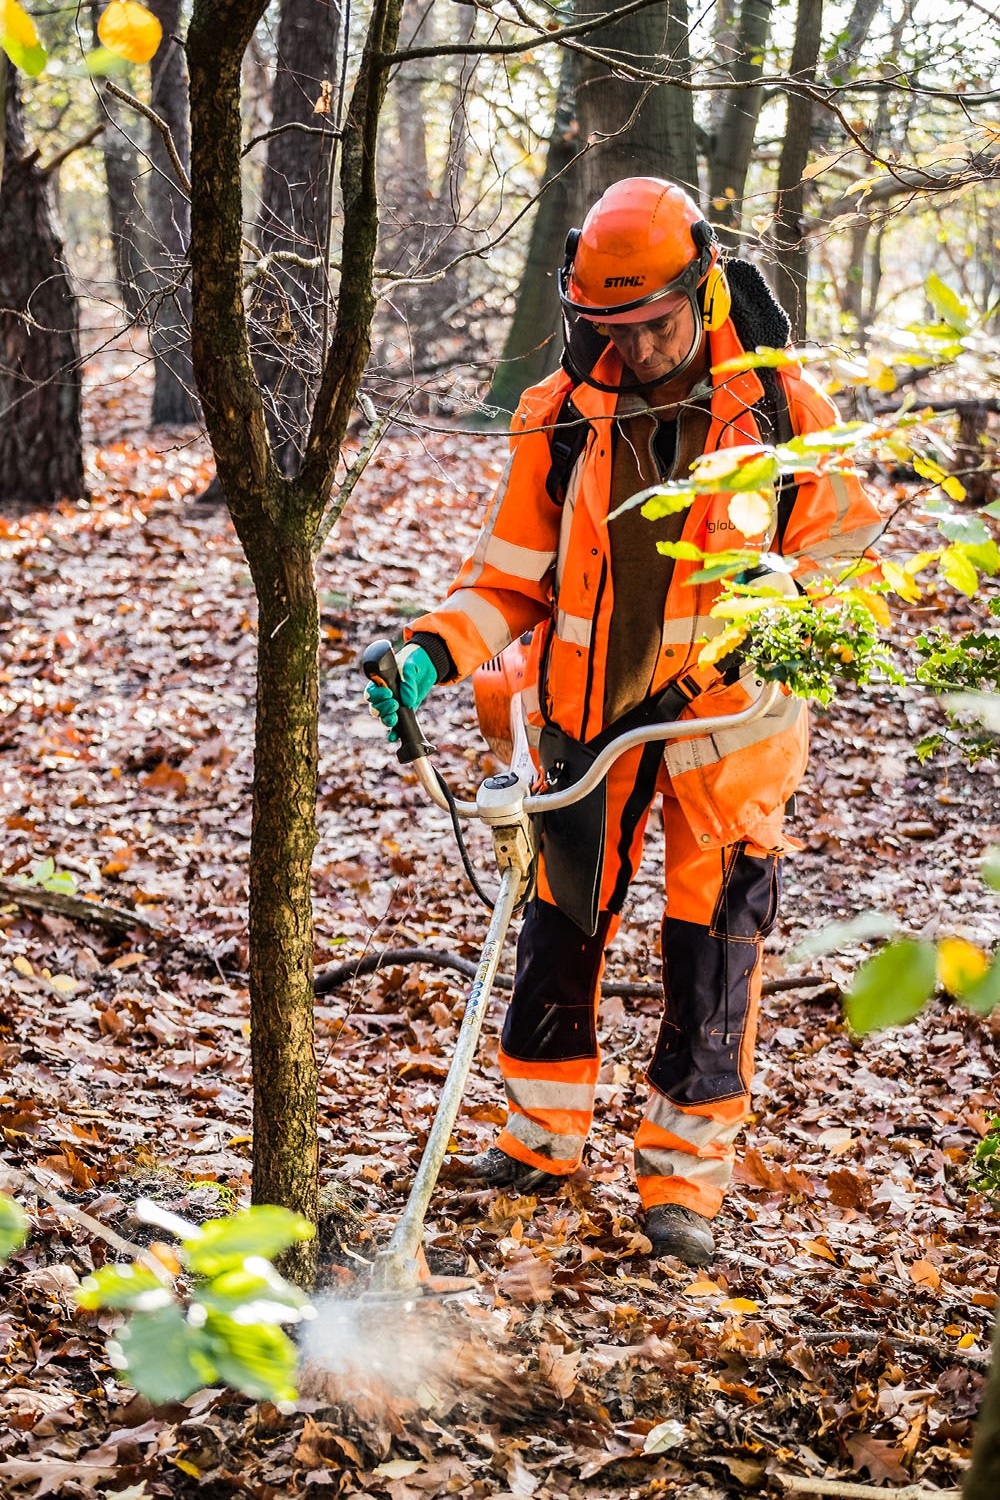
[
  {"x1": 711, "y1": 596, "x2": 777, "y2": 620},
  {"x1": 728, "y1": 490, "x2": 772, "y2": 537},
  {"x1": 719, "y1": 1297, "x2": 760, "y2": 1314},
  {"x1": 697, "y1": 623, "x2": 747, "y2": 667},
  {"x1": 908, "y1": 1259, "x2": 941, "y2": 1290},
  {"x1": 904, "y1": 550, "x2": 940, "y2": 577},
  {"x1": 840, "y1": 588, "x2": 891, "y2": 628},
  {"x1": 940, "y1": 545, "x2": 979, "y2": 598},
  {"x1": 3, "y1": 0, "x2": 39, "y2": 47},
  {"x1": 172, "y1": 1459, "x2": 202, "y2": 1478},
  {"x1": 48, "y1": 974, "x2": 81, "y2": 996},
  {"x1": 913, "y1": 454, "x2": 949, "y2": 486},
  {"x1": 936, "y1": 936, "x2": 989, "y2": 997},
  {"x1": 958, "y1": 1333, "x2": 976, "y2": 1349},
  {"x1": 12, "y1": 955, "x2": 33, "y2": 977},
  {"x1": 881, "y1": 559, "x2": 922, "y2": 604},
  {"x1": 689, "y1": 445, "x2": 765, "y2": 484},
  {"x1": 97, "y1": 0, "x2": 162, "y2": 63},
  {"x1": 802, "y1": 1238, "x2": 838, "y2": 1263},
  {"x1": 802, "y1": 152, "x2": 846, "y2": 181},
  {"x1": 683, "y1": 1279, "x2": 723, "y2": 1296},
  {"x1": 942, "y1": 475, "x2": 967, "y2": 502}
]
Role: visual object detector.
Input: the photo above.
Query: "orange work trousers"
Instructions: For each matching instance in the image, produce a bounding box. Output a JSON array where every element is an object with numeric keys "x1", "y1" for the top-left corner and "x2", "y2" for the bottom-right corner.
[{"x1": 495, "y1": 741, "x2": 782, "y2": 1218}]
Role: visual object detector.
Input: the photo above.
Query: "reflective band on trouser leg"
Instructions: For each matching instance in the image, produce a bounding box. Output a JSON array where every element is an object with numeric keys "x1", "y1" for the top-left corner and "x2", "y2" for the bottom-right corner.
[
  {"x1": 497, "y1": 899, "x2": 617, "y2": 1173},
  {"x1": 634, "y1": 795, "x2": 781, "y2": 1217}
]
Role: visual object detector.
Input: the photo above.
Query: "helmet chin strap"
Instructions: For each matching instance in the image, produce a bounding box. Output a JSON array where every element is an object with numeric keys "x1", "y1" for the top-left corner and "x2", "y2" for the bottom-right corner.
[{"x1": 561, "y1": 303, "x2": 707, "y2": 398}]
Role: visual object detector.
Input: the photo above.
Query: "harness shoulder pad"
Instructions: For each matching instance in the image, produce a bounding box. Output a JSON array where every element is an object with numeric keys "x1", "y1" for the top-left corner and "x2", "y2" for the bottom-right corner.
[{"x1": 545, "y1": 393, "x2": 588, "y2": 505}]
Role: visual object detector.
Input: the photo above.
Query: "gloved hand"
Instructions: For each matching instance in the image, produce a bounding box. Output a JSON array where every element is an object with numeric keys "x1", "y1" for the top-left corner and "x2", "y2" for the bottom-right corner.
[{"x1": 365, "y1": 642, "x2": 437, "y2": 740}]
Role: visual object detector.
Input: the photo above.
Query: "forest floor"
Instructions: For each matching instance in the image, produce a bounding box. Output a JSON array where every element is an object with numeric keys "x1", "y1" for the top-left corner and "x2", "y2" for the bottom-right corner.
[{"x1": 0, "y1": 341, "x2": 998, "y2": 1499}]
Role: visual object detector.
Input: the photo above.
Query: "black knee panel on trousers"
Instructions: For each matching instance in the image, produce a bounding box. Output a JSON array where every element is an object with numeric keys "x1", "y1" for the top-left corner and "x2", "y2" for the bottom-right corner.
[
  {"x1": 650, "y1": 917, "x2": 757, "y2": 1104},
  {"x1": 501, "y1": 899, "x2": 613, "y2": 1062}
]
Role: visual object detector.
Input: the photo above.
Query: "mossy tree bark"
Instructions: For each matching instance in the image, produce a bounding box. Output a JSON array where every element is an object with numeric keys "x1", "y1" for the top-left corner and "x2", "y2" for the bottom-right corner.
[
  {"x1": 186, "y1": 0, "x2": 403, "y2": 1286},
  {"x1": 770, "y1": 0, "x2": 823, "y2": 340}
]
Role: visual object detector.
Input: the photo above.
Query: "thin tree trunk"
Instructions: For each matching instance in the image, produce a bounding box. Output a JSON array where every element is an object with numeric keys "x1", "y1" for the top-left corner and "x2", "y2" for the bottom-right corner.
[
  {"x1": 252, "y1": 0, "x2": 340, "y2": 476},
  {"x1": 963, "y1": 1313, "x2": 1000, "y2": 1500},
  {"x1": 0, "y1": 61, "x2": 84, "y2": 509},
  {"x1": 188, "y1": 0, "x2": 404, "y2": 1287},
  {"x1": 770, "y1": 0, "x2": 823, "y2": 338},
  {"x1": 576, "y1": 0, "x2": 698, "y2": 202},
  {"x1": 707, "y1": 0, "x2": 772, "y2": 249},
  {"x1": 482, "y1": 50, "x2": 581, "y2": 416},
  {"x1": 90, "y1": 1, "x2": 150, "y2": 321},
  {"x1": 149, "y1": 0, "x2": 198, "y2": 424}
]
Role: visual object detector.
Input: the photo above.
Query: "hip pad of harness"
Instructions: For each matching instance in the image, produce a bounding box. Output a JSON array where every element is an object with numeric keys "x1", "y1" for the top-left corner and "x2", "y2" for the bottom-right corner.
[{"x1": 537, "y1": 723, "x2": 606, "y2": 938}]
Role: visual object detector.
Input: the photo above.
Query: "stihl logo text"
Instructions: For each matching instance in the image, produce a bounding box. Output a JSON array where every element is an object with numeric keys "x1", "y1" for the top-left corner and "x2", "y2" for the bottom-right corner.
[{"x1": 603, "y1": 276, "x2": 645, "y2": 288}]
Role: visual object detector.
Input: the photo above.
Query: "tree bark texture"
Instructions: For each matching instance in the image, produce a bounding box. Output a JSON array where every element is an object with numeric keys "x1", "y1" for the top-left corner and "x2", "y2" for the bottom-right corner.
[
  {"x1": 963, "y1": 1312, "x2": 1000, "y2": 1500},
  {"x1": 188, "y1": 0, "x2": 403, "y2": 1284},
  {"x1": 0, "y1": 61, "x2": 85, "y2": 509},
  {"x1": 483, "y1": 49, "x2": 581, "y2": 416},
  {"x1": 148, "y1": 0, "x2": 198, "y2": 424},
  {"x1": 770, "y1": 0, "x2": 823, "y2": 340},
  {"x1": 575, "y1": 0, "x2": 698, "y2": 205},
  {"x1": 252, "y1": 0, "x2": 340, "y2": 477},
  {"x1": 706, "y1": 0, "x2": 773, "y2": 248}
]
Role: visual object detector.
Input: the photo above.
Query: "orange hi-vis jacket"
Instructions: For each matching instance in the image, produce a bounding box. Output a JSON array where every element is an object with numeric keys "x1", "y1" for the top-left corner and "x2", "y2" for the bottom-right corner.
[{"x1": 408, "y1": 315, "x2": 883, "y2": 851}]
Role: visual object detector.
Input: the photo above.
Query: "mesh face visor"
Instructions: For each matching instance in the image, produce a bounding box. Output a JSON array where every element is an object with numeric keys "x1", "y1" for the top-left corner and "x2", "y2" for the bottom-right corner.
[{"x1": 557, "y1": 254, "x2": 707, "y2": 394}]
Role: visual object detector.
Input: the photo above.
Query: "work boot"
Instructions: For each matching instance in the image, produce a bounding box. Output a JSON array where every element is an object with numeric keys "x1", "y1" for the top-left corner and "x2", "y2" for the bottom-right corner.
[
  {"x1": 646, "y1": 1204, "x2": 716, "y2": 1268},
  {"x1": 464, "y1": 1146, "x2": 561, "y2": 1193}
]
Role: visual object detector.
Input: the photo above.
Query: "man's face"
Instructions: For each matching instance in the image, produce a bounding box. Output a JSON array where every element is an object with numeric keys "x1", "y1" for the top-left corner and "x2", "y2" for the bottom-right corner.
[{"x1": 601, "y1": 296, "x2": 700, "y2": 386}]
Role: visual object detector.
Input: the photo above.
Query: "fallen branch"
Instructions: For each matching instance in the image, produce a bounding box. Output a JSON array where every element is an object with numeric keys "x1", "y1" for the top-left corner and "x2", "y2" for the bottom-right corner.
[
  {"x1": 801, "y1": 1326, "x2": 990, "y2": 1370},
  {"x1": 0, "y1": 877, "x2": 169, "y2": 934},
  {"x1": 0, "y1": 1160, "x2": 168, "y2": 1280},
  {"x1": 775, "y1": 1477, "x2": 961, "y2": 1499},
  {"x1": 314, "y1": 946, "x2": 836, "y2": 1000}
]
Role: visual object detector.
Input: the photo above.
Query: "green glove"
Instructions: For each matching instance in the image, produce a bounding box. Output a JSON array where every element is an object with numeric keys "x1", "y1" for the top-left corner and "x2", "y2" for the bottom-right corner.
[{"x1": 365, "y1": 642, "x2": 436, "y2": 739}]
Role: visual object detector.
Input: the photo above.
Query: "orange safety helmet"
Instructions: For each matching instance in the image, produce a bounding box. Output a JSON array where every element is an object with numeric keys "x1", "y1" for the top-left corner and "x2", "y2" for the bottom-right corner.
[{"x1": 558, "y1": 177, "x2": 731, "y2": 391}]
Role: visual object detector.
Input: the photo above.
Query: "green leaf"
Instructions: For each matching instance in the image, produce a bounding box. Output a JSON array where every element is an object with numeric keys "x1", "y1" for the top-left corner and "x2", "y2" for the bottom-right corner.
[
  {"x1": 925, "y1": 273, "x2": 970, "y2": 334},
  {"x1": 687, "y1": 550, "x2": 765, "y2": 584},
  {"x1": 983, "y1": 499, "x2": 1000, "y2": 520},
  {"x1": 962, "y1": 951, "x2": 1000, "y2": 1016},
  {"x1": 638, "y1": 486, "x2": 697, "y2": 519},
  {"x1": 959, "y1": 541, "x2": 1000, "y2": 577},
  {"x1": 653, "y1": 540, "x2": 708, "y2": 564},
  {"x1": 0, "y1": 1196, "x2": 29, "y2": 1260},
  {"x1": 85, "y1": 45, "x2": 135, "y2": 76},
  {"x1": 982, "y1": 845, "x2": 1000, "y2": 891},
  {"x1": 788, "y1": 911, "x2": 901, "y2": 962},
  {"x1": 112, "y1": 1304, "x2": 216, "y2": 1405},
  {"x1": 192, "y1": 1261, "x2": 308, "y2": 1321},
  {"x1": 1, "y1": 35, "x2": 47, "y2": 76},
  {"x1": 181, "y1": 1205, "x2": 314, "y2": 1278},
  {"x1": 202, "y1": 1310, "x2": 300, "y2": 1405},
  {"x1": 711, "y1": 345, "x2": 800, "y2": 376},
  {"x1": 76, "y1": 1262, "x2": 172, "y2": 1312},
  {"x1": 780, "y1": 422, "x2": 874, "y2": 455},
  {"x1": 939, "y1": 546, "x2": 980, "y2": 598},
  {"x1": 937, "y1": 513, "x2": 992, "y2": 547},
  {"x1": 845, "y1": 940, "x2": 939, "y2": 1034}
]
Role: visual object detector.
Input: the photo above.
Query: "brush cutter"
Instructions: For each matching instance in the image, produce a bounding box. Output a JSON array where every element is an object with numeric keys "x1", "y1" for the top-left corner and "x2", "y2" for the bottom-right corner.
[{"x1": 360, "y1": 638, "x2": 780, "y2": 1293}]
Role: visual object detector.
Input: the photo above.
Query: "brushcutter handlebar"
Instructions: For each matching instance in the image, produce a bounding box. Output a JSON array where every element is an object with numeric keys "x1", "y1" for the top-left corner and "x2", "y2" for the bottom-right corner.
[{"x1": 361, "y1": 639, "x2": 434, "y2": 765}]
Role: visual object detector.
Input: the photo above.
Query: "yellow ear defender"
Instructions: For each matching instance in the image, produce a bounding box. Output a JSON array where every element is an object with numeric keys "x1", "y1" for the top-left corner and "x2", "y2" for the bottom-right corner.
[{"x1": 701, "y1": 263, "x2": 731, "y2": 331}]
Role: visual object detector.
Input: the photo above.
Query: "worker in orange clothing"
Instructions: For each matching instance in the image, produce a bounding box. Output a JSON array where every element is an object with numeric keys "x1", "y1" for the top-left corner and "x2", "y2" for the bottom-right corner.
[{"x1": 365, "y1": 178, "x2": 883, "y2": 1266}]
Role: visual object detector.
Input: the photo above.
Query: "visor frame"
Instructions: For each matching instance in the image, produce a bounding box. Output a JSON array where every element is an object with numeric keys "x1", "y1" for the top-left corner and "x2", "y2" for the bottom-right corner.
[{"x1": 559, "y1": 252, "x2": 704, "y2": 324}]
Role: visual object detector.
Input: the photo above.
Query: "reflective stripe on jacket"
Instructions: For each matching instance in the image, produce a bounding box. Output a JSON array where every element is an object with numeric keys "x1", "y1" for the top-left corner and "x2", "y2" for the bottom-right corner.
[{"x1": 407, "y1": 315, "x2": 883, "y2": 850}]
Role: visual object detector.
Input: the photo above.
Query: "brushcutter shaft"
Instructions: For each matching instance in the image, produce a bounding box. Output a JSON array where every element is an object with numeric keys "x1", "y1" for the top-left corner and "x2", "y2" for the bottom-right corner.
[{"x1": 371, "y1": 864, "x2": 524, "y2": 1293}]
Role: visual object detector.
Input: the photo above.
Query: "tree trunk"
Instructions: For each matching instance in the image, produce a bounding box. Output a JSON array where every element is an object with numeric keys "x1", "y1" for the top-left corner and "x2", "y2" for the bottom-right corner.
[
  {"x1": 90, "y1": 2, "x2": 150, "y2": 322},
  {"x1": 963, "y1": 1312, "x2": 1000, "y2": 1500},
  {"x1": 482, "y1": 50, "x2": 581, "y2": 416},
  {"x1": 187, "y1": 0, "x2": 404, "y2": 1287},
  {"x1": 770, "y1": 0, "x2": 823, "y2": 339},
  {"x1": 252, "y1": 0, "x2": 340, "y2": 477},
  {"x1": 149, "y1": 0, "x2": 198, "y2": 424},
  {"x1": 576, "y1": 0, "x2": 698, "y2": 204},
  {"x1": 706, "y1": 0, "x2": 772, "y2": 248},
  {"x1": 0, "y1": 61, "x2": 84, "y2": 509}
]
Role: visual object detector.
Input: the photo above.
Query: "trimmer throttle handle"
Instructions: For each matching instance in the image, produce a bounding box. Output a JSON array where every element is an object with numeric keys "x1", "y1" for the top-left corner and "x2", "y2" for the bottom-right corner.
[{"x1": 361, "y1": 639, "x2": 434, "y2": 765}]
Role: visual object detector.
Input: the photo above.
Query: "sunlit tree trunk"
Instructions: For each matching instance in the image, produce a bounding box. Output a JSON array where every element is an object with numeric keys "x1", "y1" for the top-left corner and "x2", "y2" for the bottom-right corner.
[
  {"x1": 148, "y1": 0, "x2": 198, "y2": 424},
  {"x1": 770, "y1": 0, "x2": 823, "y2": 338},
  {"x1": 706, "y1": 0, "x2": 772, "y2": 249},
  {"x1": 482, "y1": 49, "x2": 581, "y2": 416},
  {"x1": 0, "y1": 61, "x2": 84, "y2": 508},
  {"x1": 252, "y1": 0, "x2": 340, "y2": 476},
  {"x1": 576, "y1": 0, "x2": 697, "y2": 203}
]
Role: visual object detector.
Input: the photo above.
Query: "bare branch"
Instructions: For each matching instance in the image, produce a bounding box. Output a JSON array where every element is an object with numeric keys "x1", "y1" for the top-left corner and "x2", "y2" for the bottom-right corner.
[
  {"x1": 104, "y1": 79, "x2": 191, "y2": 194},
  {"x1": 40, "y1": 121, "x2": 105, "y2": 177}
]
